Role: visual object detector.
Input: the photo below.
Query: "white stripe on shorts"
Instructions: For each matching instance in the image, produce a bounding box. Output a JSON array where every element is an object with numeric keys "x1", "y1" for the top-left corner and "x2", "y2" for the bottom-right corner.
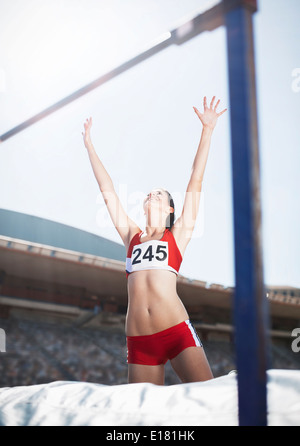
[{"x1": 185, "y1": 320, "x2": 202, "y2": 347}]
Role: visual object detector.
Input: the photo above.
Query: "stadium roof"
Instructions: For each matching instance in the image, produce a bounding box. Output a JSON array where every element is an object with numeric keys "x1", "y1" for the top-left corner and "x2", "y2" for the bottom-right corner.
[{"x1": 0, "y1": 208, "x2": 125, "y2": 262}]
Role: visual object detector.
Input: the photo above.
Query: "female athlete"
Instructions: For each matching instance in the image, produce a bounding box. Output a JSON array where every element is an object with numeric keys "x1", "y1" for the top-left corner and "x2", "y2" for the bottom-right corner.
[{"x1": 82, "y1": 96, "x2": 227, "y2": 385}]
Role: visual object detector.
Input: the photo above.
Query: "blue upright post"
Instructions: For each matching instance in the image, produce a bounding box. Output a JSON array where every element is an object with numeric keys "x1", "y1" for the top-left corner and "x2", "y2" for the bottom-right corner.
[{"x1": 224, "y1": 0, "x2": 271, "y2": 426}]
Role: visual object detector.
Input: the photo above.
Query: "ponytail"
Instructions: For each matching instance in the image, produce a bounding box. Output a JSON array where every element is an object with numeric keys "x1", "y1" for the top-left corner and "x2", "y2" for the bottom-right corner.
[{"x1": 165, "y1": 191, "x2": 175, "y2": 230}]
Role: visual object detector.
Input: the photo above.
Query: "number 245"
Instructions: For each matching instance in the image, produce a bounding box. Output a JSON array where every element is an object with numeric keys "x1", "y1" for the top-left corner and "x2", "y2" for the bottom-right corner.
[{"x1": 132, "y1": 245, "x2": 167, "y2": 264}]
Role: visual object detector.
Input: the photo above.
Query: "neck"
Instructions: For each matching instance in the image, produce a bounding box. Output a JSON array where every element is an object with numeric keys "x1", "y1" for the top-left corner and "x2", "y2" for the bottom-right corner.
[
  {"x1": 144, "y1": 223, "x2": 166, "y2": 237},
  {"x1": 144, "y1": 207, "x2": 169, "y2": 235}
]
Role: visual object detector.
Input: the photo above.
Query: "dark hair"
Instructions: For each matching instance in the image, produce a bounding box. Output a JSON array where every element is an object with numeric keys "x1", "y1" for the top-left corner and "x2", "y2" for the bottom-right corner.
[{"x1": 165, "y1": 190, "x2": 175, "y2": 230}]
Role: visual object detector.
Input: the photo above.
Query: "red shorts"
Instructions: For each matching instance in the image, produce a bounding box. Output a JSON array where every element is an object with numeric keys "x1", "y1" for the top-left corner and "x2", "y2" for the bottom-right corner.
[{"x1": 127, "y1": 319, "x2": 202, "y2": 366}]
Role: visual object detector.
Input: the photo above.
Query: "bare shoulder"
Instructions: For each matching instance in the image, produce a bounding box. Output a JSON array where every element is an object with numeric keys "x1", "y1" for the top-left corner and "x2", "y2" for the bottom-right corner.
[
  {"x1": 123, "y1": 223, "x2": 142, "y2": 251},
  {"x1": 170, "y1": 223, "x2": 193, "y2": 258}
]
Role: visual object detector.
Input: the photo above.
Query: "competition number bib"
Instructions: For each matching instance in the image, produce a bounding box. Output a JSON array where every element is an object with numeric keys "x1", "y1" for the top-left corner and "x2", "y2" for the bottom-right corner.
[{"x1": 131, "y1": 240, "x2": 169, "y2": 270}]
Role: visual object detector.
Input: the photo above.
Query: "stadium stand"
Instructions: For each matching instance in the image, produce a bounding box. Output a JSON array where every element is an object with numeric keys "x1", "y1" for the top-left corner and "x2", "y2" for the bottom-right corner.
[{"x1": 0, "y1": 313, "x2": 299, "y2": 388}]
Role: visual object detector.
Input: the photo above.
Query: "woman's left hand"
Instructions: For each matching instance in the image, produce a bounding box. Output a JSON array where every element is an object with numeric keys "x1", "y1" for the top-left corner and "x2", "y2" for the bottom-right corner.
[{"x1": 193, "y1": 96, "x2": 227, "y2": 130}]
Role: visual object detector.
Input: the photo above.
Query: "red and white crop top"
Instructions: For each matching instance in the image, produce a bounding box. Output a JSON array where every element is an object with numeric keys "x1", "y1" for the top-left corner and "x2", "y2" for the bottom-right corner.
[{"x1": 126, "y1": 229, "x2": 182, "y2": 278}]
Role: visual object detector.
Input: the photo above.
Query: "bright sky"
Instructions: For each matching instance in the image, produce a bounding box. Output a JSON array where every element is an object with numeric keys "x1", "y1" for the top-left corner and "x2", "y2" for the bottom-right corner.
[{"x1": 0, "y1": 0, "x2": 299, "y2": 289}]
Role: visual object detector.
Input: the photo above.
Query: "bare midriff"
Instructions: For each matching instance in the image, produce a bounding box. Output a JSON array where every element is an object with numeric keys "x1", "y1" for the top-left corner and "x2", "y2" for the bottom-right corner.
[{"x1": 126, "y1": 269, "x2": 189, "y2": 336}]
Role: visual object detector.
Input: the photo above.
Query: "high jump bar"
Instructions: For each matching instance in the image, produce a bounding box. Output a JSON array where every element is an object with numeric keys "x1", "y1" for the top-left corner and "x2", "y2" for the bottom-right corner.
[{"x1": 0, "y1": 0, "x2": 256, "y2": 143}]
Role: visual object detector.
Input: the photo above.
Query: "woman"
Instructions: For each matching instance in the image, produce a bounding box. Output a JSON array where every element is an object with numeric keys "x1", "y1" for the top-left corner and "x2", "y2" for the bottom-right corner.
[{"x1": 82, "y1": 96, "x2": 227, "y2": 385}]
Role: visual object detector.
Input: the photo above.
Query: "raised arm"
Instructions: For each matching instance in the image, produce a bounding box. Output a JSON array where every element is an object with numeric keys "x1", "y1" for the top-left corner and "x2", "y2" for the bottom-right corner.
[
  {"x1": 173, "y1": 97, "x2": 227, "y2": 251},
  {"x1": 82, "y1": 118, "x2": 139, "y2": 248}
]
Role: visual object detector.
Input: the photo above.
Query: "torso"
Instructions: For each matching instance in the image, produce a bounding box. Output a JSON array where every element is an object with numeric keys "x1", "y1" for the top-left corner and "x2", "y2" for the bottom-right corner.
[{"x1": 125, "y1": 229, "x2": 189, "y2": 336}]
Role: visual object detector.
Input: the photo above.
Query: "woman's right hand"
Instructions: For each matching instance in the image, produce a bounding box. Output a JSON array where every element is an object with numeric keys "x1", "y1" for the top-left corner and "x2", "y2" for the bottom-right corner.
[{"x1": 82, "y1": 117, "x2": 93, "y2": 149}]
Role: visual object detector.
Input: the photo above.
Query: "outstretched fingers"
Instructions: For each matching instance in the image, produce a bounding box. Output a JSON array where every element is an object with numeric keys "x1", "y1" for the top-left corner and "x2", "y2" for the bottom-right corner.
[
  {"x1": 196, "y1": 96, "x2": 227, "y2": 115},
  {"x1": 193, "y1": 96, "x2": 227, "y2": 128},
  {"x1": 193, "y1": 106, "x2": 203, "y2": 119},
  {"x1": 209, "y1": 96, "x2": 227, "y2": 116},
  {"x1": 213, "y1": 98, "x2": 227, "y2": 116},
  {"x1": 217, "y1": 108, "x2": 227, "y2": 117},
  {"x1": 214, "y1": 99, "x2": 220, "y2": 111}
]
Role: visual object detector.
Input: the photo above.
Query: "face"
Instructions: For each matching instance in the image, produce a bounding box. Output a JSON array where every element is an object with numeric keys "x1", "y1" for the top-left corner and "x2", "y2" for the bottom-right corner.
[{"x1": 143, "y1": 188, "x2": 173, "y2": 219}]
